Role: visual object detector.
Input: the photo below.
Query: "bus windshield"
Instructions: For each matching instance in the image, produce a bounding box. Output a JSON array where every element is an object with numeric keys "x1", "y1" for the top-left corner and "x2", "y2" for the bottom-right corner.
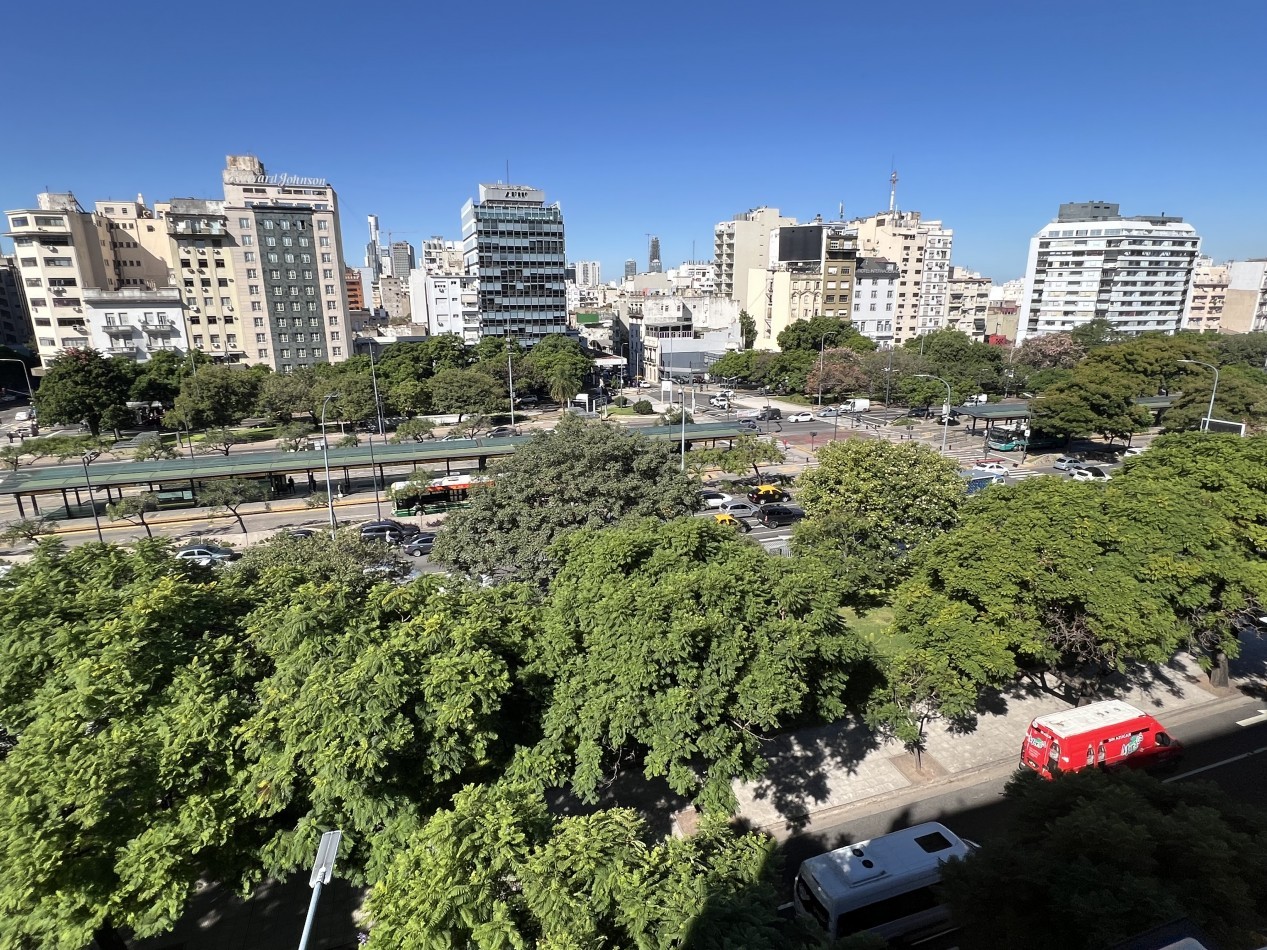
[{"x1": 795, "y1": 873, "x2": 830, "y2": 929}]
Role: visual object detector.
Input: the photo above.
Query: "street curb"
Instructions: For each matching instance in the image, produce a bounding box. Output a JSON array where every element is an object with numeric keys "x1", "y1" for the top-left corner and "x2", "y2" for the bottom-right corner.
[{"x1": 744, "y1": 687, "x2": 1256, "y2": 842}]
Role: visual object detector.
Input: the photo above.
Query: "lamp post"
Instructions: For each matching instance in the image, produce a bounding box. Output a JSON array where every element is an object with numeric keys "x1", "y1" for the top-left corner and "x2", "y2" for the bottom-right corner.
[
  {"x1": 81, "y1": 450, "x2": 104, "y2": 543},
  {"x1": 320, "y1": 393, "x2": 339, "y2": 539},
  {"x1": 507, "y1": 341, "x2": 517, "y2": 427},
  {"x1": 298, "y1": 830, "x2": 342, "y2": 950},
  {"x1": 0, "y1": 357, "x2": 34, "y2": 398},
  {"x1": 358, "y1": 339, "x2": 386, "y2": 438},
  {"x1": 915, "y1": 373, "x2": 952, "y2": 455},
  {"x1": 1177, "y1": 359, "x2": 1220, "y2": 432},
  {"x1": 816, "y1": 332, "x2": 829, "y2": 408},
  {"x1": 884, "y1": 343, "x2": 894, "y2": 408}
]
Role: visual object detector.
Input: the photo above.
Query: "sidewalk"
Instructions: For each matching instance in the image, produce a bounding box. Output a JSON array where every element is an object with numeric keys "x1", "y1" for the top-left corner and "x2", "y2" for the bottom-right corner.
[{"x1": 719, "y1": 647, "x2": 1258, "y2": 840}]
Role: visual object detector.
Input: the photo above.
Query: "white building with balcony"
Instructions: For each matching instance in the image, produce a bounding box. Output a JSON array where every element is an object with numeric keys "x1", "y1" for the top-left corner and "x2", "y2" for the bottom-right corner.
[
  {"x1": 1017, "y1": 201, "x2": 1201, "y2": 343},
  {"x1": 413, "y1": 270, "x2": 481, "y2": 343},
  {"x1": 82, "y1": 288, "x2": 190, "y2": 361}
]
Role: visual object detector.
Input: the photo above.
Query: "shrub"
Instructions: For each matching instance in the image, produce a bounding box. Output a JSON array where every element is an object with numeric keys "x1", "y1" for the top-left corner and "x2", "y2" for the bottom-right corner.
[{"x1": 632, "y1": 399, "x2": 654, "y2": 415}]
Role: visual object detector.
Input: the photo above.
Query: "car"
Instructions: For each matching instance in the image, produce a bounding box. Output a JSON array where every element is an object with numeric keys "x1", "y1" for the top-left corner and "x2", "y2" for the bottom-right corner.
[
  {"x1": 515, "y1": 395, "x2": 539, "y2": 407},
  {"x1": 401, "y1": 533, "x2": 437, "y2": 556},
  {"x1": 755, "y1": 408, "x2": 782, "y2": 421},
  {"x1": 360, "y1": 519, "x2": 421, "y2": 544},
  {"x1": 737, "y1": 420, "x2": 759, "y2": 430},
  {"x1": 787, "y1": 411, "x2": 815, "y2": 423},
  {"x1": 758, "y1": 504, "x2": 805, "y2": 528},
  {"x1": 285, "y1": 528, "x2": 317, "y2": 539},
  {"x1": 748, "y1": 485, "x2": 791, "y2": 505},
  {"x1": 1071, "y1": 467, "x2": 1112, "y2": 482},
  {"x1": 14, "y1": 410, "x2": 33, "y2": 423},
  {"x1": 175, "y1": 544, "x2": 239, "y2": 566},
  {"x1": 1123, "y1": 446, "x2": 1146, "y2": 457},
  {"x1": 438, "y1": 434, "x2": 474, "y2": 442},
  {"x1": 1052, "y1": 455, "x2": 1084, "y2": 471},
  {"x1": 485, "y1": 426, "x2": 521, "y2": 438},
  {"x1": 816, "y1": 407, "x2": 840, "y2": 418},
  {"x1": 713, "y1": 512, "x2": 751, "y2": 533},
  {"x1": 699, "y1": 490, "x2": 732, "y2": 509},
  {"x1": 971, "y1": 461, "x2": 1009, "y2": 474},
  {"x1": 718, "y1": 500, "x2": 763, "y2": 518}
]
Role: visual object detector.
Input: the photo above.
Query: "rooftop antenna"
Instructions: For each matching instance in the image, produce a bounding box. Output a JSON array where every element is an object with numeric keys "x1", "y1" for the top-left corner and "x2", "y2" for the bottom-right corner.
[
  {"x1": 506, "y1": 160, "x2": 510, "y2": 184},
  {"x1": 839, "y1": 200, "x2": 844, "y2": 219},
  {"x1": 888, "y1": 168, "x2": 899, "y2": 213}
]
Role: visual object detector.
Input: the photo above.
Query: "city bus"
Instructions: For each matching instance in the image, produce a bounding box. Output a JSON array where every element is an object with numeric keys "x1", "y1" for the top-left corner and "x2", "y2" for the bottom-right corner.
[{"x1": 389, "y1": 474, "x2": 491, "y2": 516}]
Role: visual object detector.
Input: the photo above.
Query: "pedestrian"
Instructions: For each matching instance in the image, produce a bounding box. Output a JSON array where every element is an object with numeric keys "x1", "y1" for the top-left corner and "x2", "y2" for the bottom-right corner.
[{"x1": 287, "y1": 476, "x2": 295, "y2": 496}]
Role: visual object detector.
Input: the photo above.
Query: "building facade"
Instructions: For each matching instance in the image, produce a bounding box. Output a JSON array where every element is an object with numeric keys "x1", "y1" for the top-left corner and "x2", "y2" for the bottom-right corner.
[
  {"x1": 572, "y1": 260, "x2": 602, "y2": 287},
  {"x1": 1222, "y1": 260, "x2": 1267, "y2": 334},
  {"x1": 345, "y1": 265, "x2": 366, "y2": 311},
  {"x1": 849, "y1": 210, "x2": 954, "y2": 345},
  {"x1": 416, "y1": 273, "x2": 481, "y2": 342},
  {"x1": 714, "y1": 206, "x2": 797, "y2": 306},
  {"x1": 851, "y1": 257, "x2": 900, "y2": 347},
  {"x1": 945, "y1": 266, "x2": 992, "y2": 341},
  {"x1": 0, "y1": 255, "x2": 32, "y2": 349},
  {"x1": 389, "y1": 240, "x2": 416, "y2": 278},
  {"x1": 82, "y1": 288, "x2": 189, "y2": 360},
  {"x1": 1017, "y1": 201, "x2": 1201, "y2": 343},
  {"x1": 1185, "y1": 257, "x2": 1229, "y2": 333},
  {"x1": 462, "y1": 184, "x2": 567, "y2": 344},
  {"x1": 746, "y1": 222, "x2": 857, "y2": 349},
  {"x1": 376, "y1": 275, "x2": 411, "y2": 321},
  {"x1": 220, "y1": 155, "x2": 354, "y2": 370},
  {"x1": 624, "y1": 258, "x2": 636, "y2": 279}
]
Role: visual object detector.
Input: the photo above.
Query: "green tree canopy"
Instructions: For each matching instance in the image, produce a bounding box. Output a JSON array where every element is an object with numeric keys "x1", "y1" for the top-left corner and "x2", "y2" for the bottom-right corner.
[
  {"x1": 777, "y1": 316, "x2": 877, "y2": 353},
  {"x1": 1029, "y1": 365, "x2": 1153, "y2": 442},
  {"x1": 33, "y1": 348, "x2": 132, "y2": 437},
  {"x1": 255, "y1": 369, "x2": 315, "y2": 423},
  {"x1": 197, "y1": 477, "x2": 266, "y2": 532},
  {"x1": 427, "y1": 367, "x2": 505, "y2": 421},
  {"x1": 528, "y1": 517, "x2": 871, "y2": 811},
  {"x1": 941, "y1": 770, "x2": 1267, "y2": 950},
  {"x1": 166, "y1": 365, "x2": 262, "y2": 431},
  {"x1": 804, "y1": 347, "x2": 868, "y2": 401},
  {"x1": 1163, "y1": 363, "x2": 1267, "y2": 433},
  {"x1": 431, "y1": 416, "x2": 698, "y2": 586}
]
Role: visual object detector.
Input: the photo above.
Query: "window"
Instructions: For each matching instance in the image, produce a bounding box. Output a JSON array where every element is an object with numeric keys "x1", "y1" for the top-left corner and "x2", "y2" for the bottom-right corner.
[
  {"x1": 328, "y1": 316, "x2": 339, "y2": 326},
  {"x1": 324, "y1": 284, "x2": 335, "y2": 295},
  {"x1": 263, "y1": 220, "x2": 275, "y2": 230},
  {"x1": 330, "y1": 331, "x2": 340, "y2": 341},
  {"x1": 244, "y1": 251, "x2": 256, "y2": 262},
  {"x1": 277, "y1": 317, "x2": 289, "y2": 328},
  {"x1": 220, "y1": 297, "x2": 232, "y2": 307},
  {"x1": 44, "y1": 257, "x2": 73, "y2": 267},
  {"x1": 279, "y1": 220, "x2": 290, "y2": 231},
  {"x1": 19, "y1": 258, "x2": 36, "y2": 267},
  {"x1": 326, "y1": 301, "x2": 337, "y2": 311},
  {"x1": 296, "y1": 348, "x2": 307, "y2": 358},
  {"x1": 258, "y1": 348, "x2": 268, "y2": 359},
  {"x1": 318, "y1": 220, "x2": 329, "y2": 231},
  {"x1": 308, "y1": 270, "x2": 317, "y2": 280},
  {"x1": 267, "y1": 252, "x2": 279, "y2": 264},
  {"x1": 274, "y1": 302, "x2": 286, "y2": 313},
  {"x1": 270, "y1": 269, "x2": 281, "y2": 280},
  {"x1": 246, "y1": 268, "x2": 258, "y2": 279},
  {"x1": 311, "y1": 348, "x2": 322, "y2": 359},
  {"x1": 294, "y1": 332, "x2": 306, "y2": 343},
  {"x1": 34, "y1": 215, "x2": 64, "y2": 227},
  {"x1": 266, "y1": 237, "x2": 276, "y2": 247},
  {"x1": 238, "y1": 217, "x2": 251, "y2": 229},
  {"x1": 306, "y1": 302, "x2": 317, "y2": 312},
  {"x1": 300, "y1": 253, "x2": 312, "y2": 264},
  {"x1": 193, "y1": 335, "x2": 204, "y2": 346},
  {"x1": 291, "y1": 301, "x2": 302, "y2": 311},
  {"x1": 319, "y1": 237, "x2": 330, "y2": 247},
  {"x1": 25, "y1": 277, "x2": 41, "y2": 287},
  {"x1": 248, "y1": 284, "x2": 260, "y2": 296},
  {"x1": 251, "y1": 301, "x2": 262, "y2": 312},
  {"x1": 280, "y1": 348, "x2": 291, "y2": 359},
  {"x1": 298, "y1": 237, "x2": 309, "y2": 247},
  {"x1": 210, "y1": 335, "x2": 220, "y2": 345},
  {"x1": 284, "y1": 253, "x2": 295, "y2": 264},
  {"x1": 253, "y1": 317, "x2": 264, "y2": 327},
  {"x1": 289, "y1": 286, "x2": 299, "y2": 297},
  {"x1": 287, "y1": 269, "x2": 297, "y2": 280},
  {"x1": 309, "y1": 317, "x2": 320, "y2": 327},
  {"x1": 272, "y1": 286, "x2": 283, "y2": 297},
  {"x1": 241, "y1": 235, "x2": 254, "y2": 246},
  {"x1": 321, "y1": 253, "x2": 332, "y2": 263},
  {"x1": 9, "y1": 216, "x2": 29, "y2": 227},
  {"x1": 203, "y1": 296, "x2": 214, "y2": 306},
  {"x1": 226, "y1": 334, "x2": 237, "y2": 346},
  {"x1": 28, "y1": 298, "x2": 47, "y2": 307},
  {"x1": 332, "y1": 346, "x2": 342, "y2": 357},
  {"x1": 282, "y1": 236, "x2": 293, "y2": 247}
]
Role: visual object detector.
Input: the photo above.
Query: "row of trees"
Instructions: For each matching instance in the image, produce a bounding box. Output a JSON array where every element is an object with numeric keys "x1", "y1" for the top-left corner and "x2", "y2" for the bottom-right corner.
[{"x1": 29, "y1": 333, "x2": 596, "y2": 440}]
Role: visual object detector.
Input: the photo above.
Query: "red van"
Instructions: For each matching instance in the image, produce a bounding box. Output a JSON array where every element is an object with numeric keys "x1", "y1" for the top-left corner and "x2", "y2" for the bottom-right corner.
[{"x1": 1020, "y1": 700, "x2": 1182, "y2": 779}]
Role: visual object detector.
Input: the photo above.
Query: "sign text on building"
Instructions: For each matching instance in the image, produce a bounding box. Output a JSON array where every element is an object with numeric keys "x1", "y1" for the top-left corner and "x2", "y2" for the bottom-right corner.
[{"x1": 227, "y1": 173, "x2": 328, "y2": 187}]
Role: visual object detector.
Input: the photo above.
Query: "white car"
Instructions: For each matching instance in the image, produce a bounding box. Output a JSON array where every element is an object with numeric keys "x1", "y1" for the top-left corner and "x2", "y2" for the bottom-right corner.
[
  {"x1": 972, "y1": 461, "x2": 1009, "y2": 474},
  {"x1": 699, "y1": 490, "x2": 732, "y2": 509},
  {"x1": 816, "y1": 407, "x2": 840, "y2": 418},
  {"x1": 1071, "y1": 467, "x2": 1111, "y2": 482},
  {"x1": 1123, "y1": 446, "x2": 1145, "y2": 457},
  {"x1": 787, "y1": 411, "x2": 814, "y2": 423}
]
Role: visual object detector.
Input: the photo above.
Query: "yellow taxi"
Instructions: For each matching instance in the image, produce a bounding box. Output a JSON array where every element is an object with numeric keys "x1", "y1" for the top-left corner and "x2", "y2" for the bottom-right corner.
[{"x1": 713, "y1": 512, "x2": 752, "y2": 533}]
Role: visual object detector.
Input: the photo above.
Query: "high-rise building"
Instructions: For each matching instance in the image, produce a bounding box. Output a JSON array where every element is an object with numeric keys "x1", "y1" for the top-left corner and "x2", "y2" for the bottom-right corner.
[
  {"x1": 851, "y1": 257, "x2": 900, "y2": 348},
  {"x1": 1185, "y1": 257, "x2": 1229, "y2": 333},
  {"x1": 945, "y1": 266, "x2": 992, "y2": 341},
  {"x1": 746, "y1": 221, "x2": 857, "y2": 349},
  {"x1": 714, "y1": 207, "x2": 797, "y2": 305},
  {"x1": 389, "y1": 240, "x2": 416, "y2": 278},
  {"x1": 624, "y1": 258, "x2": 637, "y2": 279},
  {"x1": 462, "y1": 184, "x2": 566, "y2": 343},
  {"x1": 573, "y1": 260, "x2": 601, "y2": 287},
  {"x1": 345, "y1": 265, "x2": 366, "y2": 311},
  {"x1": 365, "y1": 215, "x2": 382, "y2": 280},
  {"x1": 849, "y1": 211, "x2": 953, "y2": 345},
  {"x1": 221, "y1": 154, "x2": 353, "y2": 369},
  {"x1": 1222, "y1": 261, "x2": 1267, "y2": 334},
  {"x1": 0, "y1": 255, "x2": 33, "y2": 349},
  {"x1": 415, "y1": 272, "x2": 481, "y2": 342},
  {"x1": 1016, "y1": 201, "x2": 1201, "y2": 343},
  {"x1": 649, "y1": 237, "x2": 662, "y2": 273},
  {"x1": 155, "y1": 198, "x2": 244, "y2": 362}
]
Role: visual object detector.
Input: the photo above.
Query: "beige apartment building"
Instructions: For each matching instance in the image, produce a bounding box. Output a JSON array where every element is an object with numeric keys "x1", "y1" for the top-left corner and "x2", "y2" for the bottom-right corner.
[
  {"x1": 850, "y1": 211, "x2": 954, "y2": 345},
  {"x1": 946, "y1": 266, "x2": 992, "y2": 341},
  {"x1": 1221, "y1": 260, "x2": 1267, "y2": 334},
  {"x1": 1185, "y1": 257, "x2": 1229, "y2": 333},
  {"x1": 714, "y1": 206, "x2": 797, "y2": 306},
  {"x1": 746, "y1": 222, "x2": 858, "y2": 349}
]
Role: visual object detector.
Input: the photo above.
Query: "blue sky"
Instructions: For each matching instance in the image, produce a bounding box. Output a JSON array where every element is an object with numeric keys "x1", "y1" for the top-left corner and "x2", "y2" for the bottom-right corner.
[{"x1": 3, "y1": 0, "x2": 1265, "y2": 283}]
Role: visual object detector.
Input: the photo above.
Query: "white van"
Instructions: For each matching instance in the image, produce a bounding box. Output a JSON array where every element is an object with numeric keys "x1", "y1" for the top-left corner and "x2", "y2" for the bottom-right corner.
[{"x1": 793, "y1": 822, "x2": 972, "y2": 943}]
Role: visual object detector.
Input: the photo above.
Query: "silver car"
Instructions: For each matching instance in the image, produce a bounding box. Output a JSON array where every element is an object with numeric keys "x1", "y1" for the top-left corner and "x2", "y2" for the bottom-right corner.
[
  {"x1": 718, "y1": 500, "x2": 763, "y2": 519},
  {"x1": 1052, "y1": 455, "x2": 1083, "y2": 471}
]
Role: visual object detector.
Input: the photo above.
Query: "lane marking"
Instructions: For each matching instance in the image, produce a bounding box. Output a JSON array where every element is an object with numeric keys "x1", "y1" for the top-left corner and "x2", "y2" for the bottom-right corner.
[
  {"x1": 1164, "y1": 745, "x2": 1267, "y2": 783},
  {"x1": 1235, "y1": 709, "x2": 1267, "y2": 727}
]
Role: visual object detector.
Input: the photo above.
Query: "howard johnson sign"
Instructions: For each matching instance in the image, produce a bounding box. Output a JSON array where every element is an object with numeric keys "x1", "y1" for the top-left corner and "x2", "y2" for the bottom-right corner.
[{"x1": 226, "y1": 172, "x2": 328, "y2": 187}]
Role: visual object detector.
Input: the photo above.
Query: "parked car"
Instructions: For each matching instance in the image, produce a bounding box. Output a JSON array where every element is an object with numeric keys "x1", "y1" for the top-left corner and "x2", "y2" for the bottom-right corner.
[
  {"x1": 709, "y1": 395, "x2": 731, "y2": 408},
  {"x1": 972, "y1": 461, "x2": 1009, "y2": 474},
  {"x1": 700, "y1": 490, "x2": 732, "y2": 509},
  {"x1": 1071, "y1": 467, "x2": 1112, "y2": 482},
  {"x1": 787, "y1": 411, "x2": 814, "y2": 423},
  {"x1": 755, "y1": 408, "x2": 782, "y2": 421},
  {"x1": 175, "y1": 544, "x2": 239, "y2": 566},
  {"x1": 485, "y1": 426, "x2": 521, "y2": 438},
  {"x1": 14, "y1": 410, "x2": 34, "y2": 423},
  {"x1": 748, "y1": 485, "x2": 791, "y2": 505},
  {"x1": 360, "y1": 519, "x2": 421, "y2": 544},
  {"x1": 817, "y1": 407, "x2": 840, "y2": 418},
  {"x1": 758, "y1": 504, "x2": 805, "y2": 528},
  {"x1": 1123, "y1": 446, "x2": 1146, "y2": 457},
  {"x1": 718, "y1": 500, "x2": 764, "y2": 519},
  {"x1": 1052, "y1": 455, "x2": 1083, "y2": 471},
  {"x1": 402, "y1": 533, "x2": 437, "y2": 556},
  {"x1": 713, "y1": 512, "x2": 751, "y2": 533}
]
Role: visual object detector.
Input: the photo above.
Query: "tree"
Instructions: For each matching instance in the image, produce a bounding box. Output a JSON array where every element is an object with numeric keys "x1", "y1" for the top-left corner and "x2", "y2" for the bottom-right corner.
[
  {"x1": 0, "y1": 517, "x2": 55, "y2": 546},
  {"x1": 255, "y1": 370, "x2": 314, "y2": 423},
  {"x1": 804, "y1": 347, "x2": 868, "y2": 400},
  {"x1": 658, "y1": 406, "x2": 694, "y2": 426},
  {"x1": 739, "y1": 309, "x2": 757, "y2": 349},
  {"x1": 1069, "y1": 316, "x2": 1122, "y2": 349},
  {"x1": 1014, "y1": 331, "x2": 1085, "y2": 371},
  {"x1": 33, "y1": 348, "x2": 132, "y2": 437},
  {"x1": 428, "y1": 367, "x2": 505, "y2": 421},
  {"x1": 632, "y1": 398, "x2": 654, "y2": 415},
  {"x1": 364, "y1": 784, "x2": 787, "y2": 950},
  {"x1": 706, "y1": 349, "x2": 758, "y2": 384},
  {"x1": 387, "y1": 378, "x2": 430, "y2": 418},
  {"x1": 199, "y1": 427, "x2": 242, "y2": 456},
  {"x1": 529, "y1": 517, "x2": 871, "y2": 811},
  {"x1": 700, "y1": 432, "x2": 784, "y2": 480},
  {"x1": 0, "y1": 444, "x2": 26, "y2": 472},
  {"x1": 129, "y1": 348, "x2": 203, "y2": 407},
  {"x1": 197, "y1": 478, "x2": 266, "y2": 533},
  {"x1": 1029, "y1": 366, "x2": 1153, "y2": 442},
  {"x1": 903, "y1": 329, "x2": 1005, "y2": 396},
  {"x1": 391, "y1": 417, "x2": 435, "y2": 443},
  {"x1": 275, "y1": 421, "x2": 313, "y2": 452},
  {"x1": 941, "y1": 770, "x2": 1267, "y2": 950},
  {"x1": 1163, "y1": 363, "x2": 1267, "y2": 433},
  {"x1": 0, "y1": 541, "x2": 257, "y2": 950},
  {"x1": 1213, "y1": 331, "x2": 1267, "y2": 371},
  {"x1": 777, "y1": 316, "x2": 877, "y2": 353},
  {"x1": 133, "y1": 433, "x2": 179, "y2": 461},
  {"x1": 106, "y1": 493, "x2": 160, "y2": 538},
  {"x1": 167, "y1": 365, "x2": 261, "y2": 431},
  {"x1": 431, "y1": 416, "x2": 699, "y2": 586},
  {"x1": 1082, "y1": 332, "x2": 1214, "y2": 397}
]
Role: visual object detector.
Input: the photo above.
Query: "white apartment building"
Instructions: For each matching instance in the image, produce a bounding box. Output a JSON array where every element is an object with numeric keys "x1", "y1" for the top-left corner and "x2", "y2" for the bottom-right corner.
[
  {"x1": 421, "y1": 237, "x2": 465, "y2": 275},
  {"x1": 946, "y1": 266, "x2": 992, "y2": 341},
  {"x1": 667, "y1": 262, "x2": 717, "y2": 295},
  {"x1": 849, "y1": 211, "x2": 953, "y2": 345},
  {"x1": 713, "y1": 207, "x2": 797, "y2": 305},
  {"x1": 415, "y1": 272, "x2": 480, "y2": 343},
  {"x1": 1223, "y1": 260, "x2": 1267, "y2": 334},
  {"x1": 221, "y1": 155, "x2": 354, "y2": 370},
  {"x1": 572, "y1": 260, "x2": 601, "y2": 287},
  {"x1": 1185, "y1": 257, "x2": 1229, "y2": 333},
  {"x1": 1017, "y1": 201, "x2": 1201, "y2": 343},
  {"x1": 82, "y1": 288, "x2": 189, "y2": 359},
  {"x1": 851, "y1": 257, "x2": 900, "y2": 348}
]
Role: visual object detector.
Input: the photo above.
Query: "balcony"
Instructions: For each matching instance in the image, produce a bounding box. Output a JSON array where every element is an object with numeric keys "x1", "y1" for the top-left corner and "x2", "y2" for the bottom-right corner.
[
  {"x1": 105, "y1": 344, "x2": 137, "y2": 356},
  {"x1": 142, "y1": 320, "x2": 177, "y2": 334},
  {"x1": 168, "y1": 219, "x2": 227, "y2": 237},
  {"x1": 103, "y1": 323, "x2": 134, "y2": 336}
]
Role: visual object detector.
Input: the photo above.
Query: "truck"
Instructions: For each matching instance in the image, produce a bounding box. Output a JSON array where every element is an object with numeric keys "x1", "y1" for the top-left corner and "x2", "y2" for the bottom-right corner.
[
  {"x1": 840, "y1": 398, "x2": 870, "y2": 413},
  {"x1": 1019, "y1": 699, "x2": 1182, "y2": 779},
  {"x1": 794, "y1": 822, "x2": 973, "y2": 943}
]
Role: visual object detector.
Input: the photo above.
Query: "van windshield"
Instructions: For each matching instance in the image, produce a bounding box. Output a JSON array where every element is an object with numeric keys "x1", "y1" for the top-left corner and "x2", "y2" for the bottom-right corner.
[{"x1": 795, "y1": 873, "x2": 830, "y2": 928}]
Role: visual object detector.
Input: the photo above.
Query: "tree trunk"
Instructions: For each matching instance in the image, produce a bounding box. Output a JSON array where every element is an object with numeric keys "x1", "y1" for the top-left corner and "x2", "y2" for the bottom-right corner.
[
  {"x1": 94, "y1": 921, "x2": 128, "y2": 950},
  {"x1": 140, "y1": 518, "x2": 153, "y2": 539},
  {"x1": 232, "y1": 510, "x2": 247, "y2": 534},
  {"x1": 1210, "y1": 649, "x2": 1230, "y2": 689}
]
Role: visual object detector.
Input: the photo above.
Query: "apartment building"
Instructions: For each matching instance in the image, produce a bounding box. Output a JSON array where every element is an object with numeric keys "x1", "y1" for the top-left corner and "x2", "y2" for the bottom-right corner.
[
  {"x1": 849, "y1": 211, "x2": 954, "y2": 345},
  {"x1": 462, "y1": 184, "x2": 567, "y2": 344},
  {"x1": 1222, "y1": 260, "x2": 1267, "y2": 334},
  {"x1": 0, "y1": 256, "x2": 33, "y2": 349},
  {"x1": 945, "y1": 266, "x2": 992, "y2": 341},
  {"x1": 1185, "y1": 257, "x2": 1229, "y2": 332},
  {"x1": 851, "y1": 257, "x2": 900, "y2": 348},
  {"x1": 421, "y1": 237, "x2": 465, "y2": 275},
  {"x1": 412, "y1": 273, "x2": 480, "y2": 343},
  {"x1": 345, "y1": 265, "x2": 366, "y2": 311},
  {"x1": 1016, "y1": 201, "x2": 1201, "y2": 343},
  {"x1": 746, "y1": 222, "x2": 857, "y2": 349},
  {"x1": 389, "y1": 241, "x2": 416, "y2": 279},
  {"x1": 714, "y1": 206, "x2": 797, "y2": 305},
  {"x1": 572, "y1": 260, "x2": 602, "y2": 287},
  {"x1": 377, "y1": 275, "x2": 411, "y2": 321},
  {"x1": 82, "y1": 288, "x2": 190, "y2": 359},
  {"x1": 221, "y1": 155, "x2": 353, "y2": 370}
]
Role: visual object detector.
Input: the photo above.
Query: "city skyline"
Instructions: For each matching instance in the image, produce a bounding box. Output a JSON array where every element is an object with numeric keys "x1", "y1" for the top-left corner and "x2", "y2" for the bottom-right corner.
[{"x1": 2, "y1": 1, "x2": 1266, "y2": 287}]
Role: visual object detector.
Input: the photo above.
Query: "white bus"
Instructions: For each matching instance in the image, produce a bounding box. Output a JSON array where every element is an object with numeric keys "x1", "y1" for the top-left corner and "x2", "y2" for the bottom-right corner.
[{"x1": 793, "y1": 822, "x2": 973, "y2": 943}]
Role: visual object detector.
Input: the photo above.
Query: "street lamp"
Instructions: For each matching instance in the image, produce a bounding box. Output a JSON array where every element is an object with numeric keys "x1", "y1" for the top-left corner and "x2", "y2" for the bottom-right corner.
[
  {"x1": 81, "y1": 450, "x2": 104, "y2": 543},
  {"x1": 915, "y1": 373, "x2": 952, "y2": 454},
  {"x1": 0, "y1": 357, "x2": 34, "y2": 398},
  {"x1": 357, "y1": 338, "x2": 386, "y2": 438},
  {"x1": 1177, "y1": 359, "x2": 1220, "y2": 432},
  {"x1": 320, "y1": 393, "x2": 339, "y2": 539},
  {"x1": 816, "y1": 332, "x2": 829, "y2": 408},
  {"x1": 298, "y1": 830, "x2": 342, "y2": 950},
  {"x1": 507, "y1": 341, "x2": 517, "y2": 427}
]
